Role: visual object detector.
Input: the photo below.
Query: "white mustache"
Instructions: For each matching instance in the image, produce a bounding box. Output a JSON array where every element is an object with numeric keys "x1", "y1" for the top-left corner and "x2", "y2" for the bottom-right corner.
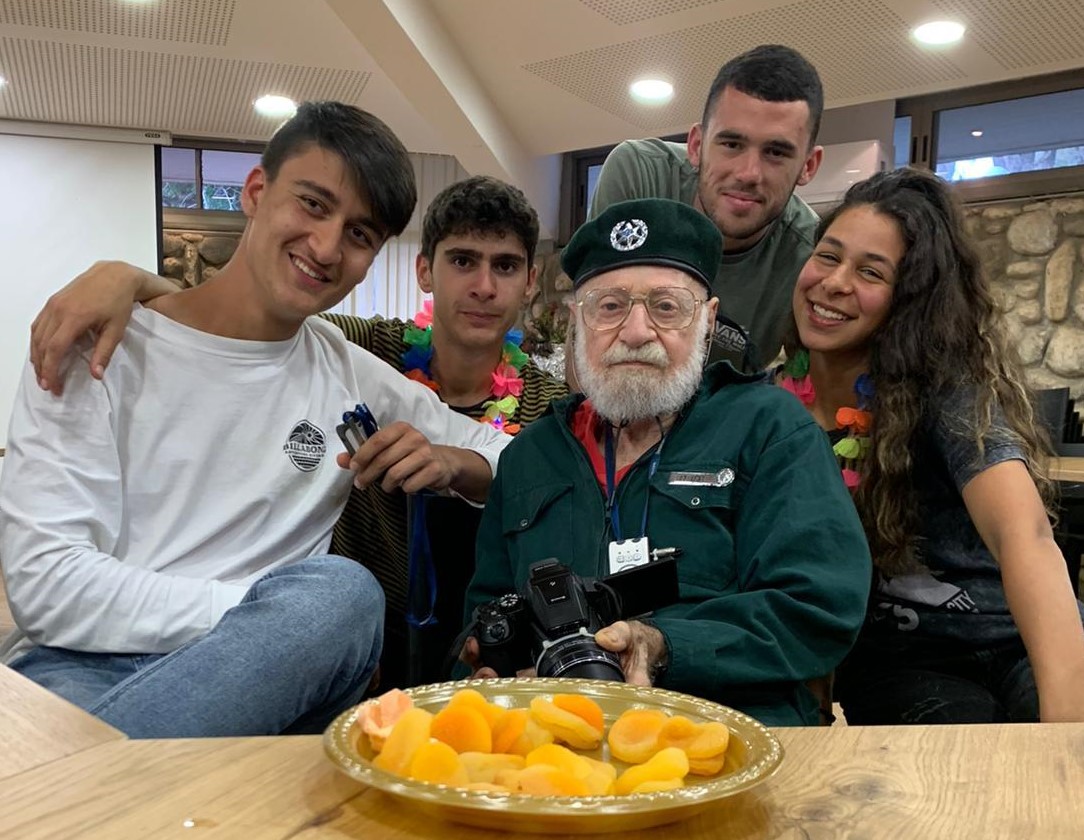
[{"x1": 602, "y1": 343, "x2": 668, "y2": 367}]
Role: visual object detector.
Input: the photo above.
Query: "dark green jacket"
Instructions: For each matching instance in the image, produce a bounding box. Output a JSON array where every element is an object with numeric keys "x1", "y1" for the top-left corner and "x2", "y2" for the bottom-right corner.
[{"x1": 465, "y1": 363, "x2": 871, "y2": 725}]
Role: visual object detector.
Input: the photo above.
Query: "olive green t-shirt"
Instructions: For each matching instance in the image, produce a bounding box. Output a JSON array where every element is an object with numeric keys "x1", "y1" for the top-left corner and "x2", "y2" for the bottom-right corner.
[{"x1": 589, "y1": 138, "x2": 819, "y2": 370}]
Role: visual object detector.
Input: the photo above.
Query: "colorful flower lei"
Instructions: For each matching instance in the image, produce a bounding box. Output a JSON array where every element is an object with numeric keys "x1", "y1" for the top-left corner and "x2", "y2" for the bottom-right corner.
[
  {"x1": 402, "y1": 300, "x2": 527, "y2": 434},
  {"x1": 780, "y1": 349, "x2": 874, "y2": 489}
]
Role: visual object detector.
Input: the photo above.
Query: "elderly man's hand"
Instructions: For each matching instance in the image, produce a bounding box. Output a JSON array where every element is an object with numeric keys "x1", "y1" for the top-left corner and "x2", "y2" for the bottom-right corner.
[{"x1": 594, "y1": 620, "x2": 667, "y2": 686}]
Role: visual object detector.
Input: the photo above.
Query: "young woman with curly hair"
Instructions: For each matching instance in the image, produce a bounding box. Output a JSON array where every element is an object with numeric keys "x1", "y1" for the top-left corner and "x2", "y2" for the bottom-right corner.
[{"x1": 780, "y1": 167, "x2": 1084, "y2": 724}]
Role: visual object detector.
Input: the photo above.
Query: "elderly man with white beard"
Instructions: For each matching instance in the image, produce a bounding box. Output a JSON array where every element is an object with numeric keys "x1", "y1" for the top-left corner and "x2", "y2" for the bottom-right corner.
[{"x1": 462, "y1": 198, "x2": 872, "y2": 726}]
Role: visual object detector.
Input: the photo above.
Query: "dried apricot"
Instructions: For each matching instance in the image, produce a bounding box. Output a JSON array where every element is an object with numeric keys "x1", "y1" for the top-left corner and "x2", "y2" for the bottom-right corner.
[
  {"x1": 529, "y1": 697, "x2": 603, "y2": 750},
  {"x1": 685, "y1": 721, "x2": 730, "y2": 759},
  {"x1": 525, "y1": 743, "x2": 593, "y2": 778},
  {"x1": 504, "y1": 715, "x2": 556, "y2": 756},
  {"x1": 552, "y1": 693, "x2": 605, "y2": 733},
  {"x1": 446, "y1": 687, "x2": 505, "y2": 727},
  {"x1": 614, "y1": 747, "x2": 690, "y2": 796},
  {"x1": 687, "y1": 754, "x2": 727, "y2": 776},
  {"x1": 517, "y1": 763, "x2": 591, "y2": 797},
  {"x1": 606, "y1": 708, "x2": 668, "y2": 764},
  {"x1": 407, "y1": 739, "x2": 470, "y2": 786},
  {"x1": 460, "y1": 751, "x2": 525, "y2": 785},
  {"x1": 581, "y1": 755, "x2": 618, "y2": 795},
  {"x1": 491, "y1": 708, "x2": 529, "y2": 754},
  {"x1": 352, "y1": 687, "x2": 414, "y2": 753},
  {"x1": 431, "y1": 704, "x2": 493, "y2": 754},
  {"x1": 371, "y1": 707, "x2": 433, "y2": 775}
]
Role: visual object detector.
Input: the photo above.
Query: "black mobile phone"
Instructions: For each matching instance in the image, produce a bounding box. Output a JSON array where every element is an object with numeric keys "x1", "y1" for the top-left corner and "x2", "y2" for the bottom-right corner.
[{"x1": 336, "y1": 403, "x2": 380, "y2": 456}]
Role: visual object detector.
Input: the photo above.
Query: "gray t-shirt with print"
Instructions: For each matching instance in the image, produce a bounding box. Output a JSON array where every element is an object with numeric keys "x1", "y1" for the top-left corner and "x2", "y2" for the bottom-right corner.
[{"x1": 858, "y1": 390, "x2": 1084, "y2": 651}]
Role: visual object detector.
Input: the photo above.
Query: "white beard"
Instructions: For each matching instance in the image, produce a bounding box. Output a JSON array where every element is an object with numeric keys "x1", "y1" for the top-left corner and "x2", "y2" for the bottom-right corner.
[{"x1": 573, "y1": 307, "x2": 709, "y2": 424}]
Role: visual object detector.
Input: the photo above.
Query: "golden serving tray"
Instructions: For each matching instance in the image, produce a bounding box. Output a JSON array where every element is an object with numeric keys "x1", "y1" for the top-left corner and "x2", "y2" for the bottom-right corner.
[{"x1": 323, "y1": 677, "x2": 783, "y2": 834}]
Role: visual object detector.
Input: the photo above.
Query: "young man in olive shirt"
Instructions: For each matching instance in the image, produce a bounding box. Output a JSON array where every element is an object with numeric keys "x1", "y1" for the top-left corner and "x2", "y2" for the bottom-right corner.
[{"x1": 590, "y1": 45, "x2": 824, "y2": 369}]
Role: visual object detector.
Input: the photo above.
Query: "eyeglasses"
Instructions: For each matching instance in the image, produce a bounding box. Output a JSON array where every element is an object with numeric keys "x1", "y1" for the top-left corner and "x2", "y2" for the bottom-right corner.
[{"x1": 577, "y1": 286, "x2": 705, "y2": 331}]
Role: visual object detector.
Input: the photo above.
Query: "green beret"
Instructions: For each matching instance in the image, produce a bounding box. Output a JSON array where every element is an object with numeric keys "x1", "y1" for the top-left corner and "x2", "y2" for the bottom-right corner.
[{"x1": 561, "y1": 198, "x2": 722, "y2": 291}]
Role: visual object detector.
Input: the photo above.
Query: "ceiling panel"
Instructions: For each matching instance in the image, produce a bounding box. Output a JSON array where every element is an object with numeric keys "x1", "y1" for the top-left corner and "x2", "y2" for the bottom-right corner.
[
  {"x1": 0, "y1": 0, "x2": 234, "y2": 46},
  {"x1": 0, "y1": 37, "x2": 370, "y2": 139},
  {"x1": 579, "y1": 0, "x2": 726, "y2": 26},
  {"x1": 931, "y1": 0, "x2": 1084, "y2": 70},
  {"x1": 524, "y1": 0, "x2": 967, "y2": 131}
]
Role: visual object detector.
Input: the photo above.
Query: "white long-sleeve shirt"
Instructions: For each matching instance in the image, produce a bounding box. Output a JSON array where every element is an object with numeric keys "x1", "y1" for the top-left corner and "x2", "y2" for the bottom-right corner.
[{"x1": 0, "y1": 306, "x2": 508, "y2": 659}]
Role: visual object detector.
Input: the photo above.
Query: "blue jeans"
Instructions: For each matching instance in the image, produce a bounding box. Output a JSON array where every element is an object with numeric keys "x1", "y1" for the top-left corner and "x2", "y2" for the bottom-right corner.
[
  {"x1": 837, "y1": 637, "x2": 1039, "y2": 725},
  {"x1": 10, "y1": 555, "x2": 383, "y2": 738}
]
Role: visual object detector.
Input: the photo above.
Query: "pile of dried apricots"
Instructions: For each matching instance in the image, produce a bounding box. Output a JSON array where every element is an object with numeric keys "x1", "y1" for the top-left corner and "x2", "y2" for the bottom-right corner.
[{"x1": 349, "y1": 687, "x2": 732, "y2": 797}]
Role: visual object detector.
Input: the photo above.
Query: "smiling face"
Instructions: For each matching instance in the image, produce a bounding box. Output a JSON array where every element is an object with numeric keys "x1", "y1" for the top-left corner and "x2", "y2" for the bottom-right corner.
[
  {"x1": 792, "y1": 205, "x2": 904, "y2": 360},
  {"x1": 573, "y1": 265, "x2": 717, "y2": 423},
  {"x1": 687, "y1": 86, "x2": 822, "y2": 252},
  {"x1": 418, "y1": 231, "x2": 537, "y2": 352},
  {"x1": 239, "y1": 144, "x2": 385, "y2": 337}
]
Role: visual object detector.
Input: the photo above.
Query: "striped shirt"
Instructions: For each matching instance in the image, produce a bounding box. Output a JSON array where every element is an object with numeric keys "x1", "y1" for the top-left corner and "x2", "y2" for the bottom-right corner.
[{"x1": 320, "y1": 313, "x2": 568, "y2": 686}]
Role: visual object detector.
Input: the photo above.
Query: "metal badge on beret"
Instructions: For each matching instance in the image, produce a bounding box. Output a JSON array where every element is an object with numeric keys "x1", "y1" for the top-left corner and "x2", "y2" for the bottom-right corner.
[{"x1": 610, "y1": 219, "x2": 648, "y2": 251}]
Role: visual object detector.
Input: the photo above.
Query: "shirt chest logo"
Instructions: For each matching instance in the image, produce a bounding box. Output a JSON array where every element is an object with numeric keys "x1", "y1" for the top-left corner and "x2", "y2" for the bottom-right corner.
[{"x1": 283, "y1": 420, "x2": 327, "y2": 472}]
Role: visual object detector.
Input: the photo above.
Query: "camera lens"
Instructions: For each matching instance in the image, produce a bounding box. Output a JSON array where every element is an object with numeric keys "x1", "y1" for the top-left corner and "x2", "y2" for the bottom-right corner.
[{"x1": 535, "y1": 630, "x2": 625, "y2": 682}]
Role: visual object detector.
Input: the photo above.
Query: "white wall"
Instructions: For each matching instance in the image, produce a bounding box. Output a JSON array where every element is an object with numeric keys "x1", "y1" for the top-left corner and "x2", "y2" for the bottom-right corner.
[{"x1": 0, "y1": 132, "x2": 159, "y2": 457}]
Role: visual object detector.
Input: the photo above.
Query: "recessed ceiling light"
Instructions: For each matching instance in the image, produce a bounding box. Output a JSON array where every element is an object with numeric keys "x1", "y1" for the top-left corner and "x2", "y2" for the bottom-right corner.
[
  {"x1": 913, "y1": 21, "x2": 965, "y2": 45},
  {"x1": 971, "y1": 129, "x2": 984, "y2": 138},
  {"x1": 0, "y1": 75, "x2": 7, "y2": 87},
  {"x1": 253, "y1": 94, "x2": 297, "y2": 118},
  {"x1": 629, "y1": 79, "x2": 673, "y2": 104}
]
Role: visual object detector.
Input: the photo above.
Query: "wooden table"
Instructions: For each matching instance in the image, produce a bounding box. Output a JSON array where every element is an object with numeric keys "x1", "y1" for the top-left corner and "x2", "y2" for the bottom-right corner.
[
  {"x1": 1051, "y1": 456, "x2": 1084, "y2": 483},
  {"x1": 0, "y1": 664, "x2": 125, "y2": 782},
  {"x1": 1, "y1": 721, "x2": 1082, "y2": 838}
]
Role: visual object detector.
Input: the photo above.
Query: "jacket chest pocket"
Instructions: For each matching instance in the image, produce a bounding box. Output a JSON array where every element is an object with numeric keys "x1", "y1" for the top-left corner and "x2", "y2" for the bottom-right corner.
[
  {"x1": 500, "y1": 481, "x2": 578, "y2": 584},
  {"x1": 650, "y1": 469, "x2": 742, "y2": 593}
]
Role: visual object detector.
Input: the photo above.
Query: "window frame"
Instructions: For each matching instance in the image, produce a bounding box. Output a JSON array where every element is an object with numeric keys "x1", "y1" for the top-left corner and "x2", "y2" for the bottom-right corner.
[
  {"x1": 157, "y1": 138, "x2": 264, "y2": 234},
  {"x1": 562, "y1": 144, "x2": 614, "y2": 244},
  {"x1": 897, "y1": 68, "x2": 1084, "y2": 202}
]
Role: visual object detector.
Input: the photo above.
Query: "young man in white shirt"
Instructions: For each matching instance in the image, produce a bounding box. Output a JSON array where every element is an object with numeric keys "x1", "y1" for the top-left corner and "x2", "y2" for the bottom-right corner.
[{"x1": 0, "y1": 102, "x2": 508, "y2": 737}]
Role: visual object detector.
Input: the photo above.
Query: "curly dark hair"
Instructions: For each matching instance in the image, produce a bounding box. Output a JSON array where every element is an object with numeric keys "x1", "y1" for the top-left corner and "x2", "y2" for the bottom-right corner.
[
  {"x1": 785, "y1": 167, "x2": 1055, "y2": 575},
  {"x1": 701, "y1": 44, "x2": 823, "y2": 146},
  {"x1": 420, "y1": 175, "x2": 540, "y2": 266},
  {"x1": 262, "y1": 101, "x2": 417, "y2": 239}
]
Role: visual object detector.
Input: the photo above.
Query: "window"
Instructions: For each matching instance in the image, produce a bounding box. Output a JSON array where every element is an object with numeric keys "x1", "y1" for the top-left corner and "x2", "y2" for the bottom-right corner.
[
  {"x1": 157, "y1": 141, "x2": 264, "y2": 228},
  {"x1": 564, "y1": 145, "x2": 614, "y2": 243},
  {"x1": 161, "y1": 147, "x2": 198, "y2": 209},
  {"x1": 201, "y1": 149, "x2": 262, "y2": 210},
  {"x1": 897, "y1": 69, "x2": 1084, "y2": 201},
  {"x1": 934, "y1": 88, "x2": 1084, "y2": 182},
  {"x1": 893, "y1": 116, "x2": 912, "y2": 170}
]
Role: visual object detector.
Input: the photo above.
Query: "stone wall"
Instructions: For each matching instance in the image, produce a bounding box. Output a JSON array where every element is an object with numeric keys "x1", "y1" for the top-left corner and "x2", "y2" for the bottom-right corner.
[
  {"x1": 965, "y1": 195, "x2": 1084, "y2": 397},
  {"x1": 161, "y1": 229, "x2": 241, "y2": 288}
]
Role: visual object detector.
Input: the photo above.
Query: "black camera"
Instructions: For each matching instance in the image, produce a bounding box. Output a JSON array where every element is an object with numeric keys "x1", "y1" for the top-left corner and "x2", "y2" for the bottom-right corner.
[{"x1": 469, "y1": 555, "x2": 679, "y2": 681}]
